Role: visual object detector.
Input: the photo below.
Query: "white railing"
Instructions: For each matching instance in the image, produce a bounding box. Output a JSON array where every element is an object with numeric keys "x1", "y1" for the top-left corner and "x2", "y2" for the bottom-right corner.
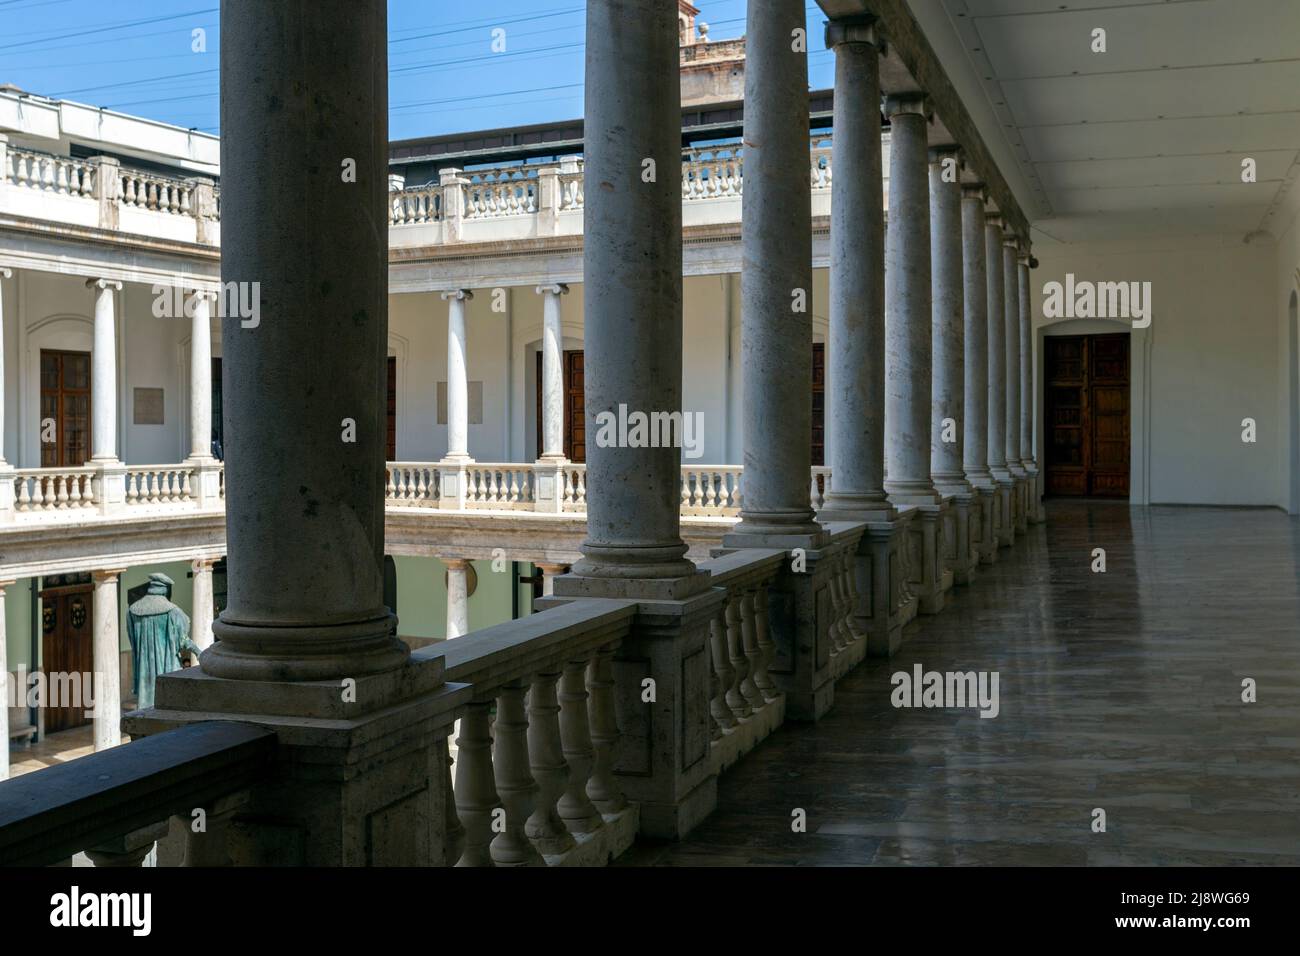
[
  {"x1": 386, "y1": 462, "x2": 440, "y2": 505},
  {"x1": 389, "y1": 184, "x2": 441, "y2": 224},
  {"x1": 4, "y1": 461, "x2": 831, "y2": 523},
  {"x1": 125, "y1": 465, "x2": 196, "y2": 505},
  {"x1": 119, "y1": 170, "x2": 192, "y2": 216},
  {"x1": 460, "y1": 169, "x2": 538, "y2": 220},
  {"x1": 466, "y1": 463, "x2": 535, "y2": 508},
  {"x1": 11, "y1": 467, "x2": 97, "y2": 513},
  {"x1": 6, "y1": 147, "x2": 96, "y2": 198}
]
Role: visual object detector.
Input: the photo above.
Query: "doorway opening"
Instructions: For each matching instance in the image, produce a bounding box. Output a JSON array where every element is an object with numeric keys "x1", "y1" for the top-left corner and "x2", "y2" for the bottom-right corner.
[{"x1": 1043, "y1": 332, "x2": 1131, "y2": 497}]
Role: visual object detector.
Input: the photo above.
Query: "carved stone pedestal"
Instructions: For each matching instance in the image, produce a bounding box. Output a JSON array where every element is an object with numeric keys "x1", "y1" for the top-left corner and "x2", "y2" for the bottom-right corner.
[
  {"x1": 944, "y1": 491, "x2": 980, "y2": 586},
  {"x1": 124, "y1": 657, "x2": 468, "y2": 866}
]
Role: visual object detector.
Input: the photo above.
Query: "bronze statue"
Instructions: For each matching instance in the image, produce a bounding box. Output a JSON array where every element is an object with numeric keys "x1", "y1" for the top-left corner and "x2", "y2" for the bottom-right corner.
[{"x1": 126, "y1": 572, "x2": 202, "y2": 709}]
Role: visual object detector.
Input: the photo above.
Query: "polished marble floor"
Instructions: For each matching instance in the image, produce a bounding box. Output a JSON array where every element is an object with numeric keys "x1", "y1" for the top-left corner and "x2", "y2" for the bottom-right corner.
[{"x1": 623, "y1": 500, "x2": 1300, "y2": 866}]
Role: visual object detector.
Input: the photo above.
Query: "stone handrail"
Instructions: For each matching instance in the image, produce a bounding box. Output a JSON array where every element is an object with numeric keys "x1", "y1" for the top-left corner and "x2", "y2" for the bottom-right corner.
[
  {"x1": 125, "y1": 464, "x2": 197, "y2": 506},
  {"x1": 118, "y1": 169, "x2": 194, "y2": 216},
  {"x1": 413, "y1": 597, "x2": 641, "y2": 866},
  {"x1": 465, "y1": 463, "x2": 535, "y2": 509},
  {"x1": 0, "y1": 721, "x2": 275, "y2": 867},
  {"x1": 5, "y1": 146, "x2": 96, "y2": 198},
  {"x1": 11, "y1": 466, "x2": 97, "y2": 513}
]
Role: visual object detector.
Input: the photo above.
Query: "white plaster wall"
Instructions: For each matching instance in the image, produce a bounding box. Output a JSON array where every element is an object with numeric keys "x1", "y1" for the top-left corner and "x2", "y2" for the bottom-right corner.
[
  {"x1": 1271, "y1": 198, "x2": 1300, "y2": 515},
  {"x1": 121, "y1": 283, "x2": 187, "y2": 464},
  {"x1": 1034, "y1": 234, "x2": 1282, "y2": 507}
]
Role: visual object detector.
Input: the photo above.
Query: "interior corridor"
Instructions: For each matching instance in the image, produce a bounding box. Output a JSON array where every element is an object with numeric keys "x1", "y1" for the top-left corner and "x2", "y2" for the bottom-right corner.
[{"x1": 623, "y1": 501, "x2": 1300, "y2": 866}]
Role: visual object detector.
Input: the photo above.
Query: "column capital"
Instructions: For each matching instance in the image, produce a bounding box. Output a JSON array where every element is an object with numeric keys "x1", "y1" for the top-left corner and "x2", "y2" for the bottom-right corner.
[
  {"x1": 86, "y1": 277, "x2": 123, "y2": 292},
  {"x1": 928, "y1": 143, "x2": 962, "y2": 164},
  {"x1": 961, "y1": 182, "x2": 988, "y2": 203},
  {"x1": 0, "y1": 267, "x2": 12, "y2": 280},
  {"x1": 92, "y1": 568, "x2": 126, "y2": 583},
  {"x1": 535, "y1": 283, "x2": 569, "y2": 297},
  {"x1": 985, "y1": 213, "x2": 1004, "y2": 231},
  {"x1": 824, "y1": 17, "x2": 884, "y2": 52},
  {"x1": 0, "y1": 578, "x2": 16, "y2": 591},
  {"x1": 440, "y1": 288, "x2": 473, "y2": 302},
  {"x1": 443, "y1": 557, "x2": 472, "y2": 572},
  {"x1": 186, "y1": 287, "x2": 218, "y2": 304},
  {"x1": 191, "y1": 556, "x2": 219, "y2": 572},
  {"x1": 1001, "y1": 226, "x2": 1021, "y2": 248},
  {"x1": 882, "y1": 92, "x2": 930, "y2": 120}
]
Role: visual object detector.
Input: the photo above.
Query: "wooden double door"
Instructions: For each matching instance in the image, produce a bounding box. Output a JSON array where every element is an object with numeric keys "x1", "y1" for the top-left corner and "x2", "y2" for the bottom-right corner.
[
  {"x1": 1044, "y1": 333, "x2": 1130, "y2": 497},
  {"x1": 39, "y1": 583, "x2": 95, "y2": 734}
]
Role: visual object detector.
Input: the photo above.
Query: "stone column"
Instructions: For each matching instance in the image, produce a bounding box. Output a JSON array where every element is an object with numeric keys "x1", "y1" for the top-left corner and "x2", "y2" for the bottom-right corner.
[
  {"x1": 928, "y1": 145, "x2": 967, "y2": 497},
  {"x1": 883, "y1": 95, "x2": 937, "y2": 506},
  {"x1": 817, "y1": 19, "x2": 905, "y2": 659},
  {"x1": 984, "y1": 214, "x2": 1014, "y2": 546},
  {"x1": 190, "y1": 557, "x2": 216, "y2": 655},
  {"x1": 537, "y1": 284, "x2": 568, "y2": 461},
  {"x1": 0, "y1": 269, "x2": 12, "y2": 522},
  {"x1": 88, "y1": 279, "x2": 122, "y2": 462},
  {"x1": 188, "y1": 290, "x2": 214, "y2": 460},
  {"x1": 961, "y1": 184, "x2": 997, "y2": 565},
  {"x1": 0, "y1": 578, "x2": 12, "y2": 780},
  {"x1": 123, "y1": 0, "x2": 466, "y2": 869},
  {"x1": 547, "y1": 0, "x2": 722, "y2": 840},
  {"x1": 929, "y1": 145, "x2": 977, "y2": 587},
  {"x1": 566, "y1": 0, "x2": 697, "y2": 586},
  {"x1": 0, "y1": 268, "x2": 10, "y2": 465},
  {"x1": 445, "y1": 558, "x2": 470, "y2": 639},
  {"x1": 532, "y1": 284, "x2": 569, "y2": 513},
  {"x1": 1003, "y1": 229, "x2": 1028, "y2": 534},
  {"x1": 92, "y1": 568, "x2": 124, "y2": 752},
  {"x1": 442, "y1": 289, "x2": 473, "y2": 462},
  {"x1": 729, "y1": 0, "x2": 822, "y2": 544},
  {"x1": 1019, "y1": 245, "x2": 1045, "y2": 524},
  {"x1": 204, "y1": 0, "x2": 407, "y2": 682}
]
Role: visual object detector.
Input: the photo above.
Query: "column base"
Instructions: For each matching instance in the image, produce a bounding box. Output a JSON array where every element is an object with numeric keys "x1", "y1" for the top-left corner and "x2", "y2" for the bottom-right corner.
[{"x1": 124, "y1": 657, "x2": 468, "y2": 866}]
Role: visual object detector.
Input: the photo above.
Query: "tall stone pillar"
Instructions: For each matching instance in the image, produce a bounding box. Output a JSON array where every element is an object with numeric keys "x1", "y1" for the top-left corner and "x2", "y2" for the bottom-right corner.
[
  {"x1": 536, "y1": 284, "x2": 567, "y2": 461},
  {"x1": 0, "y1": 269, "x2": 12, "y2": 521},
  {"x1": 816, "y1": 18, "x2": 905, "y2": 659},
  {"x1": 0, "y1": 579, "x2": 12, "y2": 779},
  {"x1": 190, "y1": 557, "x2": 216, "y2": 654},
  {"x1": 547, "y1": 0, "x2": 722, "y2": 839},
  {"x1": 884, "y1": 93, "x2": 948, "y2": 615},
  {"x1": 961, "y1": 184, "x2": 997, "y2": 564},
  {"x1": 188, "y1": 290, "x2": 214, "y2": 460},
  {"x1": 1003, "y1": 229, "x2": 1028, "y2": 534},
  {"x1": 125, "y1": 0, "x2": 465, "y2": 868},
  {"x1": 728, "y1": 0, "x2": 822, "y2": 545},
  {"x1": 929, "y1": 145, "x2": 977, "y2": 586},
  {"x1": 88, "y1": 278, "x2": 126, "y2": 514},
  {"x1": 532, "y1": 284, "x2": 569, "y2": 513},
  {"x1": 883, "y1": 95, "x2": 936, "y2": 506},
  {"x1": 1019, "y1": 246, "x2": 1045, "y2": 523},
  {"x1": 985, "y1": 214, "x2": 1014, "y2": 546},
  {"x1": 445, "y1": 558, "x2": 470, "y2": 639},
  {"x1": 92, "y1": 568, "x2": 123, "y2": 752},
  {"x1": 442, "y1": 289, "x2": 473, "y2": 461}
]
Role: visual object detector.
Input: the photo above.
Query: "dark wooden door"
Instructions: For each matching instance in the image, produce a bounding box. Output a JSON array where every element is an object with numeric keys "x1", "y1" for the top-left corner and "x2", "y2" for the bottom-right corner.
[
  {"x1": 39, "y1": 586, "x2": 95, "y2": 733},
  {"x1": 811, "y1": 342, "x2": 825, "y2": 466},
  {"x1": 211, "y1": 356, "x2": 223, "y2": 458},
  {"x1": 386, "y1": 356, "x2": 397, "y2": 461},
  {"x1": 534, "y1": 349, "x2": 586, "y2": 463},
  {"x1": 39, "y1": 350, "x2": 91, "y2": 466},
  {"x1": 1044, "y1": 333, "x2": 1130, "y2": 497}
]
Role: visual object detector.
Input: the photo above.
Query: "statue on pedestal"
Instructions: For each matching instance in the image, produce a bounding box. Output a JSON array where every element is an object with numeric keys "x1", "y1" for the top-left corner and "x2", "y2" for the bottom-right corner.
[{"x1": 127, "y1": 572, "x2": 201, "y2": 709}]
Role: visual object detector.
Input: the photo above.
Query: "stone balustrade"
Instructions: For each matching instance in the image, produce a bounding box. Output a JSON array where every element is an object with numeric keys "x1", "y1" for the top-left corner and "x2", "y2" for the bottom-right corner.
[{"x1": 3, "y1": 460, "x2": 833, "y2": 525}]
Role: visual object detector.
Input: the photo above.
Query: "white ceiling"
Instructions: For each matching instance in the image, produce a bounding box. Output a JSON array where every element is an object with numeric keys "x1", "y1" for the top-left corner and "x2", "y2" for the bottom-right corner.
[{"x1": 914, "y1": 0, "x2": 1300, "y2": 246}]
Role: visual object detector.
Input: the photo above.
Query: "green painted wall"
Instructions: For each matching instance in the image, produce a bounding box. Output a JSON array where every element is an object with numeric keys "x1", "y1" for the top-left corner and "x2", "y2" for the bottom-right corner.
[
  {"x1": 392, "y1": 555, "x2": 533, "y2": 641},
  {"x1": 4, "y1": 578, "x2": 33, "y2": 672}
]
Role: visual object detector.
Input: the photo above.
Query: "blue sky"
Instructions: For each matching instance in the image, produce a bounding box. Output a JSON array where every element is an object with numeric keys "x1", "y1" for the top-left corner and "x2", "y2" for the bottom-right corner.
[{"x1": 0, "y1": 1, "x2": 835, "y2": 140}]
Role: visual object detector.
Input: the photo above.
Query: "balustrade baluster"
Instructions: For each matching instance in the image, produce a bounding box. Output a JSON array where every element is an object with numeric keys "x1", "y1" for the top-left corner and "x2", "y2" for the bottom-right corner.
[
  {"x1": 709, "y1": 608, "x2": 737, "y2": 734},
  {"x1": 491, "y1": 680, "x2": 543, "y2": 866},
  {"x1": 752, "y1": 582, "x2": 778, "y2": 700},
  {"x1": 738, "y1": 591, "x2": 767, "y2": 708},
  {"x1": 442, "y1": 739, "x2": 464, "y2": 867},
  {"x1": 55, "y1": 475, "x2": 68, "y2": 508},
  {"x1": 724, "y1": 597, "x2": 752, "y2": 719},
  {"x1": 557, "y1": 658, "x2": 603, "y2": 834},
  {"x1": 586, "y1": 644, "x2": 626, "y2": 815},
  {"x1": 453, "y1": 702, "x2": 500, "y2": 866},
  {"x1": 524, "y1": 669, "x2": 574, "y2": 855}
]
